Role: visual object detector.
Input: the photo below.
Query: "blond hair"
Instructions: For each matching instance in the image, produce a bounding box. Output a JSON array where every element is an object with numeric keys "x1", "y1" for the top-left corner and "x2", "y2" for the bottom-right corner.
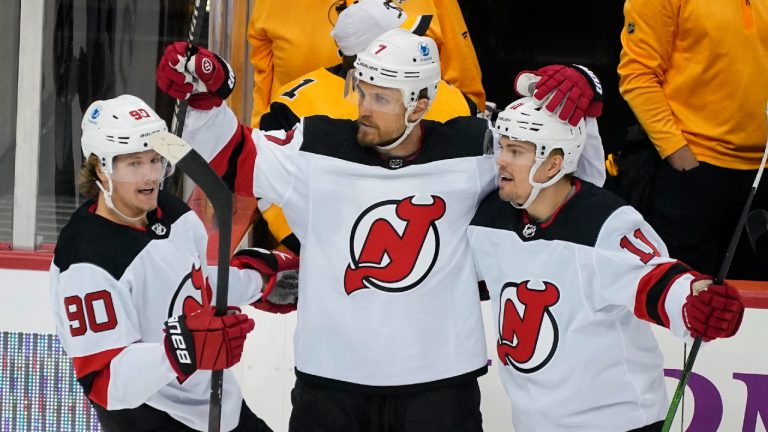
[{"x1": 78, "y1": 154, "x2": 102, "y2": 199}]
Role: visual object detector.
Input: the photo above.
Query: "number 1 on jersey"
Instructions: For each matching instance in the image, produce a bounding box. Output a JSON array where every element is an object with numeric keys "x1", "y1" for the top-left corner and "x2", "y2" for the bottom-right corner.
[{"x1": 281, "y1": 78, "x2": 316, "y2": 100}]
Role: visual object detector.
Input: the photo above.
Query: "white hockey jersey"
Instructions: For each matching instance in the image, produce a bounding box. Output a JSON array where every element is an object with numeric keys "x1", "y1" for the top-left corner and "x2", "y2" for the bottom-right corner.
[
  {"x1": 50, "y1": 192, "x2": 262, "y2": 431},
  {"x1": 468, "y1": 179, "x2": 697, "y2": 432},
  {"x1": 184, "y1": 104, "x2": 496, "y2": 388}
]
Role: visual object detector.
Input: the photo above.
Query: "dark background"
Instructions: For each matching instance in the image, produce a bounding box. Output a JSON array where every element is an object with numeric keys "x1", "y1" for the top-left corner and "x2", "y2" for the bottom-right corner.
[{"x1": 458, "y1": 0, "x2": 638, "y2": 155}]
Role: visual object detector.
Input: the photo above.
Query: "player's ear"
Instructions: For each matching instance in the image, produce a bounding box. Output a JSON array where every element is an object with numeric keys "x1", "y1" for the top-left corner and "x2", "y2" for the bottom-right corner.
[
  {"x1": 544, "y1": 152, "x2": 565, "y2": 177},
  {"x1": 95, "y1": 165, "x2": 108, "y2": 184},
  {"x1": 409, "y1": 98, "x2": 430, "y2": 122}
]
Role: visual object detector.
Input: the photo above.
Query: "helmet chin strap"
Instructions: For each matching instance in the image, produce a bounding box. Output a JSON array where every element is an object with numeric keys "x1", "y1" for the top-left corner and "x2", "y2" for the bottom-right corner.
[
  {"x1": 375, "y1": 103, "x2": 423, "y2": 152},
  {"x1": 95, "y1": 175, "x2": 146, "y2": 222},
  {"x1": 510, "y1": 160, "x2": 567, "y2": 210}
]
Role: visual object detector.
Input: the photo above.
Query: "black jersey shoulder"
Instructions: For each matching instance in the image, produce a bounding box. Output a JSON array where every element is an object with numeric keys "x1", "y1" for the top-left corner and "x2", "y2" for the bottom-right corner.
[
  {"x1": 300, "y1": 115, "x2": 489, "y2": 167},
  {"x1": 471, "y1": 180, "x2": 629, "y2": 247},
  {"x1": 260, "y1": 101, "x2": 301, "y2": 132},
  {"x1": 53, "y1": 191, "x2": 191, "y2": 280}
]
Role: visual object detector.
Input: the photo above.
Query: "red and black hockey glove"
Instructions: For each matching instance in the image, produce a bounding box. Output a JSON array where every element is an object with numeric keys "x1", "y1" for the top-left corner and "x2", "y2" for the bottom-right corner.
[
  {"x1": 156, "y1": 42, "x2": 236, "y2": 110},
  {"x1": 514, "y1": 64, "x2": 603, "y2": 126},
  {"x1": 682, "y1": 277, "x2": 744, "y2": 342},
  {"x1": 231, "y1": 248, "x2": 300, "y2": 314},
  {"x1": 163, "y1": 306, "x2": 255, "y2": 381}
]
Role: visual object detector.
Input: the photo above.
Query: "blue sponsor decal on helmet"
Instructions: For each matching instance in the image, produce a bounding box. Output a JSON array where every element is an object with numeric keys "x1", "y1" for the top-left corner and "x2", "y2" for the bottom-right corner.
[
  {"x1": 90, "y1": 106, "x2": 102, "y2": 120},
  {"x1": 418, "y1": 42, "x2": 430, "y2": 57}
]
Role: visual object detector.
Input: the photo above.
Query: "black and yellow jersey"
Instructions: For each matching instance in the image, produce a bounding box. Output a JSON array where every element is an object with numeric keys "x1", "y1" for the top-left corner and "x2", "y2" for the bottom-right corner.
[
  {"x1": 260, "y1": 64, "x2": 476, "y2": 132},
  {"x1": 248, "y1": 0, "x2": 485, "y2": 127}
]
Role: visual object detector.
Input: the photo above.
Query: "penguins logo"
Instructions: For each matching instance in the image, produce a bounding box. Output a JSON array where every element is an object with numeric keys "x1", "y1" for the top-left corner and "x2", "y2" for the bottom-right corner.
[
  {"x1": 344, "y1": 195, "x2": 446, "y2": 295},
  {"x1": 496, "y1": 280, "x2": 560, "y2": 373}
]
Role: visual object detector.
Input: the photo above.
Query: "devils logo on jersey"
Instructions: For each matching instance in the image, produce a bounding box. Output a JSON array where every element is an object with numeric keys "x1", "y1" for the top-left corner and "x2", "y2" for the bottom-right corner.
[
  {"x1": 167, "y1": 261, "x2": 213, "y2": 318},
  {"x1": 344, "y1": 195, "x2": 446, "y2": 295},
  {"x1": 497, "y1": 280, "x2": 560, "y2": 374}
]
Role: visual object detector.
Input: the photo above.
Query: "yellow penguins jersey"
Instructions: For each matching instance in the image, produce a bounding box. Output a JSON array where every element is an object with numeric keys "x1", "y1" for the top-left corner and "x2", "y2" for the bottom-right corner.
[
  {"x1": 248, "y1": 0, "x2": 485, "y2": 127},
  {"x1": 260, "y1": 64, "x2": 475, "y2": 131}
]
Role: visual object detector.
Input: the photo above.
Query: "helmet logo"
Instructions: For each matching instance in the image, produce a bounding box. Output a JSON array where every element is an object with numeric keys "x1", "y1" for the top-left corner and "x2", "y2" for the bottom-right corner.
[
  {"x1": 382, "y1": 1, "x2": 404, "y2": 18},
  {"x1": 417, "y1": 42, "x2": 430, "y2": 57},
  {"x1": 374, "y1": 44, "x2": 387, "y2": 55},
  {"x1": 90, "y1": 106, "x2": 102, "y2": 120},
  {"x1": 201, "y1": 58, "x2": 213, "y2": 74}
]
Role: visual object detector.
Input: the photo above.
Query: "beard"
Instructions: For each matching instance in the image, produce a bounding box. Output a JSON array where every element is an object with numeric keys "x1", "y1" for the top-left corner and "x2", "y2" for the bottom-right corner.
[{"x1": 356, "y1": 118, "x2": 405, "y2": 148}]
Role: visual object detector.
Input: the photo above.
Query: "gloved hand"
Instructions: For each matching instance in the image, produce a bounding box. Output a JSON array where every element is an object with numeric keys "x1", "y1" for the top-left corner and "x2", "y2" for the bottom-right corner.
[
  {"x1": 163, "y1": 306, "x2": 255, "y2": 381},
  {"x1": 231, "y1": 248, "x2": 300, "y2": 314},
  {"x1": 683, "y1": 277, "x2": 744, "y2": 342},
  {"x1": 156, "y1": 42, "x2": 236, "y2": 110},
  {"x1": 514, "y1": 64, "x2": 603, "y2": 126}
]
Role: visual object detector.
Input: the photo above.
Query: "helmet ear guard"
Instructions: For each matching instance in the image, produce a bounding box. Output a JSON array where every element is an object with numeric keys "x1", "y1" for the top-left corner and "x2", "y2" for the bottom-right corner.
[{"x1": 494, "y1": 97, "x2": 587, "y2": 209}]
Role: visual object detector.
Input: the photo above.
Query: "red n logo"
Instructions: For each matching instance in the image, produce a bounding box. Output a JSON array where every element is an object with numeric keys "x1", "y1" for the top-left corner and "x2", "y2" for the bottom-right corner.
[
  {"x1": 344, "y1": 196, "x2": 446, "y2": 294},
  {"x1": 497, "y1": 280, "x2": 560, "y2": 373}
]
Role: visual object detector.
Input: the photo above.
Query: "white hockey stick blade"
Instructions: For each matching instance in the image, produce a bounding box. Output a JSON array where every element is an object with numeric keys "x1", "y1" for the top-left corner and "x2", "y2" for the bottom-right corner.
[{"x1": 148, "y1": 132, "x2": 193, "y2": 165}]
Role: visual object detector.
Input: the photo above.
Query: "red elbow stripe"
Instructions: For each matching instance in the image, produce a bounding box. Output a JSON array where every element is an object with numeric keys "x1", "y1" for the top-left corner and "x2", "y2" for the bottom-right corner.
[
  {"x1": 635, "y1": 262, "x2": 691, "y2": 327},
  {"x1": 72, "y1": 347, "x2": 124, "y2": 408},
  {"x1": 209, "y1": 125, "x2": 244, "y2": 177},
  {"x1": 234, "y1": 125, "x2": 259, "y2": 197}
]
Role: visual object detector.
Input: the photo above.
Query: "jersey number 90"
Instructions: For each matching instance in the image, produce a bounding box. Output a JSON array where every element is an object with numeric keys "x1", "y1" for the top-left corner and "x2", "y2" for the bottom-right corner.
[{"x1": 64, "y1": 291, "x2": 118, "y2": 337}]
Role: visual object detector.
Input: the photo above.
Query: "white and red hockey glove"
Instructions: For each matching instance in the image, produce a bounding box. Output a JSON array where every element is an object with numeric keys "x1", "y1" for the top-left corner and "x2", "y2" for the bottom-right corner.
[
  {"x1": 514, "y1": 64, "x2": 603, "y2": 126},
  {"x1": 156, "y1": 42, "x2": 236, "y2": 110},
  {"x1": 163, "y1": 306, "x2": 255, "y2": 381},
  {"x1": 682, "y1": 277, "x2": 744, "y2": 342},
  {"x1": 231, "y1": 248, "x2": 300, "y2": 314}
]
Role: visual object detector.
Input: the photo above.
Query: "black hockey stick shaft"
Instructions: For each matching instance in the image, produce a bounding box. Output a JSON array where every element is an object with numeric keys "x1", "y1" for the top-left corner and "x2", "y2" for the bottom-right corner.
[
  {"x1": 171, "y1": 0, "x2": 207, "y2": 137},
  {"x1": 661, "y1": 104, "x2": 768, "y2": 432},
  {"x1": 148, "y1": 132, "x2": 231, "y2": 432},
  {"x1": 168, "y1": 2, "x2": 226, "y2": 430}
]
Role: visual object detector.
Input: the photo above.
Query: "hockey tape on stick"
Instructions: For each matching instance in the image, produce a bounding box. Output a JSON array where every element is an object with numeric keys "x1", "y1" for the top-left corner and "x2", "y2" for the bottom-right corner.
[
  {"x1": 149, "y1": 131, "x2": 232, "y2": 432},
  {"x1": 662, "y1": 102, "x2": 768, "y2": 432}
]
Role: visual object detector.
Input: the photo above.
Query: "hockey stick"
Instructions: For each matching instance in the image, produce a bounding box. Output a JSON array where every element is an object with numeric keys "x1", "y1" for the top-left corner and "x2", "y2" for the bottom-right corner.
[
  {"x1": 149, "y1": 132, "x2": 231, "y2": 432},
  {"x1": 745, "y1": 209, "x2": 768, "y2": 251},
  {"x1": 661, "y1": 103, "x2": 768, "y2": 432},
  {"x1": 171, "y1": 0, "x2": 207, "y2": 137}
]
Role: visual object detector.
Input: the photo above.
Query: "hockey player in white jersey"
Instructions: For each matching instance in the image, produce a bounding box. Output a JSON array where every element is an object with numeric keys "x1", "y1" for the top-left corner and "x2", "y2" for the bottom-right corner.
[
  {"x1": 156, "y1": 29, "x2": 604, "y2": 431},
  {"x1": 50, "y1": 95, "x2": 275, "y2": 431},
  {"x1": 468, "y1": 97, "x2": 745, "y2": 432}
]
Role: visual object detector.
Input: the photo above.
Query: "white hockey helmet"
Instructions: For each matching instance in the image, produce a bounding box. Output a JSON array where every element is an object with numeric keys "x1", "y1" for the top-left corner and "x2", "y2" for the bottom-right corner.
[
  {"x1": 353, "y1": 28, "x2": 440, "y2": 111},
  {"x1": 494, "y1": 97, "x2": 586, "y2": 209},
  {"x1": 81, "y1": 95, "x2": 172, "y2": 221},
  {"x1": 350, "y1": 28, "x2": 440, "y2": 150},
  {"x1": 81, "y1": 94, "x2": 170, "y2": 176}
]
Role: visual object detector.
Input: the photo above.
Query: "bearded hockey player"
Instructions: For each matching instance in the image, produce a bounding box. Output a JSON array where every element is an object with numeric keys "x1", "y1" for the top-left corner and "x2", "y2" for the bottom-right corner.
[
  {"x1": 50, "y1": 95, "x2": 273, "y2": 432},
  {"x1": 468, "y1": 97, "x2": 745, "y2": 432},
  {"x1": 156, "y1": 28, "x2": 604, "y2": 430},
  {"x1": 256, "y1": 0, "x2": 478, "y2": 255}
]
